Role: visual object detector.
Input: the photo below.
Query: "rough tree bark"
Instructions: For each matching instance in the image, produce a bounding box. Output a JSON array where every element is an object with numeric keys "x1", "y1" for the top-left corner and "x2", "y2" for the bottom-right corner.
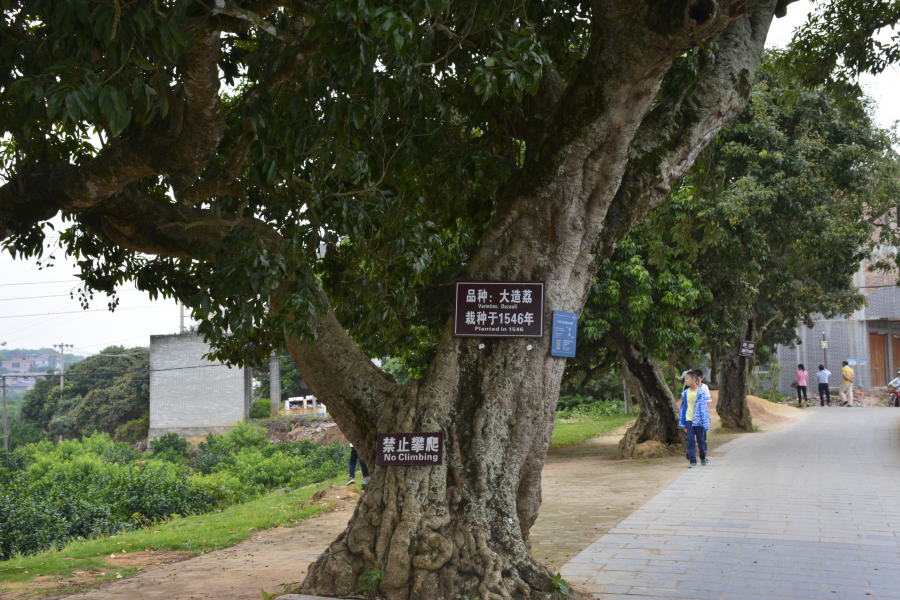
[
  {"x1": 717, "y1": 316, "x2": 756, "y2": 430},
  {"x1": 0, "y1": 2, "x2": 785, "y2": 598},
  {"x1": 608, "y1": 329, "x2": 685, "y2": 459}
]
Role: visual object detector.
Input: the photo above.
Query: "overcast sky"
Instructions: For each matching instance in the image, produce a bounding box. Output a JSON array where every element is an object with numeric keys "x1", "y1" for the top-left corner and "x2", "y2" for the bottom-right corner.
[{"x1": 2, "y1": 2, "x2": 898, "y2": 356}]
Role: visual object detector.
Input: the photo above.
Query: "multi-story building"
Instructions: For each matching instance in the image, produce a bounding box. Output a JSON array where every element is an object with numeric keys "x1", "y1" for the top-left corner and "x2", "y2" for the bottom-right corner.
[
  {"x1": 772, "y1": 259, "x2": 900, "y2": 394},
  {"x1": 0, "y1": 354, "x2": 62, "y2": 392}
]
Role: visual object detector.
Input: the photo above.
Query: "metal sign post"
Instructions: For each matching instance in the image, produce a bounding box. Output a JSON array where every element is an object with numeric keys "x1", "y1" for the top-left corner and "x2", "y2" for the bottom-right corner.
[
  {"x1": 739, "y1": 341, "x2": 756, "y2": 358},
  {"x1": 2, "y1": 376, "x2": 7, "y2": 451},
  {"x1": 821, "y1": 333, "x2": 828, "y2": 370}
]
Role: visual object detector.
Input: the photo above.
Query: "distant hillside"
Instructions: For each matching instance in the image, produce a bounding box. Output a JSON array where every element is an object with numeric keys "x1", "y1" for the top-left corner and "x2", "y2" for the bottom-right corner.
[{"x1": 0, "y1": 348, "x2": 84, "y2": 364}]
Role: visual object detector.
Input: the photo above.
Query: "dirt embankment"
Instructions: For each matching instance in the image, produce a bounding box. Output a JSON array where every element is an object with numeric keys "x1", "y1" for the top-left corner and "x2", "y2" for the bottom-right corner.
[{"x1": 263, "y1": 417, "x2": 348, "y2": 446}]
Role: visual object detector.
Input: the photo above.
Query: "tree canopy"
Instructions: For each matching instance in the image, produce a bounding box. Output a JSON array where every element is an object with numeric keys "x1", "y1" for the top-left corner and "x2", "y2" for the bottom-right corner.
[{"x1": 19, "y1": 346, "x2": 149, "y2": 439}]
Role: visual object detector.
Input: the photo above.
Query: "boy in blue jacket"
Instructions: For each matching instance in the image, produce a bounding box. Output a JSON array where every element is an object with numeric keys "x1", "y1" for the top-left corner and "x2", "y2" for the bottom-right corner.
[{"x1": 679, "y1": 369, "x2": 711, "y2": 468}]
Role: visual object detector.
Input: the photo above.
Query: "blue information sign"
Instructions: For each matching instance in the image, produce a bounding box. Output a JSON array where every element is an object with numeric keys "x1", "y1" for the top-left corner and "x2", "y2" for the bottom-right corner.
[{"x1": 550, "y1": 310, "x2": 578, "y2": 358}]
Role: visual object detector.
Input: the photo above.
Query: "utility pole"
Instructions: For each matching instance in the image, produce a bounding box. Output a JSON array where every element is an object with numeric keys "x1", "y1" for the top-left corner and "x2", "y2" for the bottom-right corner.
[
  {"x1": 54, "y1": 343, "x2": 73, "y2": 401},
  {"x1": 179, "y1": 304, "x2": 185, "y2": 334},
  {"x1": 269, "y1": 351, "x2": 281, "y2": 415},
  {"x1": 2, "y1": 376, "x2": 7, "y2": 451},
  {"x1": 822, "y1": 332, "x2": 829, "y2": 372}
]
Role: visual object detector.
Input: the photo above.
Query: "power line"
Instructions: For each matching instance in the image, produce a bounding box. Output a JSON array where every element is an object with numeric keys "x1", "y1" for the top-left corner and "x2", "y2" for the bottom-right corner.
[
  {"x1": 0, "y1": 288, "x2": 137, "y2": 302},
  {"x1": 0, "y1": 280, "x2": 80, "y2": 287},
  {"x1": 11, "y1": 363, "x2": 243, "y2": 377},
  {"x1": 0, "y1": 305, "x2": 172, "y2": 319}
]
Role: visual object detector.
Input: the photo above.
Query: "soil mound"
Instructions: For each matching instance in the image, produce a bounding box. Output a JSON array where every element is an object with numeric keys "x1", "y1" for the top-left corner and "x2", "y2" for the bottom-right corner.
[{"x1": 264, "y1": 417, "x2": 349, "y2": 445}]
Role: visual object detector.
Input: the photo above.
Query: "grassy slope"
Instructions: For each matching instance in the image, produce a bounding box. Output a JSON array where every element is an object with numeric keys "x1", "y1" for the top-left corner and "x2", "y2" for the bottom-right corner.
[
  {"x1": 550, "y1": 414, "x2": 635, "y2": 448},
  {"x1": 0, "y1": 476, "x2": 350, "y2": 594}
]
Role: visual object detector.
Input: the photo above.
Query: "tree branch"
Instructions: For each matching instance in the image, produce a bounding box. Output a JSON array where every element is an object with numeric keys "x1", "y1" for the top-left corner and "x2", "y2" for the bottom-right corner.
[{"x1": 591, "y1": 0, "x2": 779, "y2": 268}]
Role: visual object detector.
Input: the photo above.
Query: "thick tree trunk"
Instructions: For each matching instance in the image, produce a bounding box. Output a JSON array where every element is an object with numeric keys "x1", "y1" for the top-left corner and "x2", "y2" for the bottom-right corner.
[
  {"x1": 609, "y1": 332, "x2": 685, "y2": 459},
  {"x1": 716, "y1": 317, "x2": 755, "y2": 430},
  {"x1": 709, "y1": 347, "x2": 719, "y2": 389}
]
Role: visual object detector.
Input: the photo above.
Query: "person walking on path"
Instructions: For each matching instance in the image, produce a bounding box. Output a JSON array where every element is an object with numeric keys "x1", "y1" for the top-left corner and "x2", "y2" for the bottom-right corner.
[
  {"x1": 816, "y1": 365, "x2": 831, "y2": 406},
  {"x1": 795, "y1": 364, "x2": 809, "y2": 407},
  {"x1": 678, "y1": 370, "x2": 711, "y2": 468},
  {"x1": 347, "y1": 443, "x2": 369, "y2": 489},
  {"x1": 840, "y1": 360, "x2": 855, "y2": 406}
]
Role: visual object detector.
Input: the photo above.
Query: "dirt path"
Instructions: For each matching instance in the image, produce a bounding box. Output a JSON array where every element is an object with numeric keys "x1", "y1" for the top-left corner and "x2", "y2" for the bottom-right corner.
[
  {"x1": 59, "y1": 400, "x2": 806, "y2": 599},
  {"x1": 64, "y1": 487, "x2": 360, "y2": 600}
]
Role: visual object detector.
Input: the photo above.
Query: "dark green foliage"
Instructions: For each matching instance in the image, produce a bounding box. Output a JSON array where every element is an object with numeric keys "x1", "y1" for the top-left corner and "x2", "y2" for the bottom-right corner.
[
  {"x1": 0, "y1": 450, "x2": 30, "y2": 472},
  {"x1": 18, "y1": 347, "x2": 149, "y2": 440},
  {"x1": 0, "y1": 438, "x2": 213, "y2": 560},
  {"x1": 7, "y1": 420, "x2": 46, "y2": 447},
  {"x1": 0, "y1": 0, "x2": 594, "y2": 369},
  {"x1": 0, "y1": 428, "x2": 351, "y2": 560},
  {"x1": 18, "y1": 377, "x2": 57, "y2": 432},
  {"x1": 249, "y1": 398, "x2": 271, "y2": 419},
  {"x1": 193, "y1": 434, "x2": 231, "y2": 475},
  {"x1": 380, "y1": 357, "x2": 415, "y2": 385},
  {"x1": 113, "y1": 411, "x2": 149, "y2": 444},
  {"x1": 150, "y1": 433, "x2": 189, "y2": 458},
  {"x1": 49, "y1": 348, "x2": 149, "y2": 439},
  {"x1": 101, "y1": 444, "x2": 141, "y2": 465}
]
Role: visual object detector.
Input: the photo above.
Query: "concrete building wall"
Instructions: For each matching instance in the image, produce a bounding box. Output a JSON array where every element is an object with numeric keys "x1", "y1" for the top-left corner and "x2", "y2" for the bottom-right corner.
[
  {"x1": 774, "y1": 315, "x2": 872, "y2": 394},
  {"x1": 149, "y1": 334, "x2": 250, "y2": 440},
  {"x1": 771, "y1": 267, "x2": 900, "y2": 395}
]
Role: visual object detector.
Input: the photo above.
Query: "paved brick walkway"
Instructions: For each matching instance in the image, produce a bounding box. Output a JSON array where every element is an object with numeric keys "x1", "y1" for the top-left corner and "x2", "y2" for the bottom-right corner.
[{"x1": 560, "y1": 408, "x2": 900, "y2": 599}]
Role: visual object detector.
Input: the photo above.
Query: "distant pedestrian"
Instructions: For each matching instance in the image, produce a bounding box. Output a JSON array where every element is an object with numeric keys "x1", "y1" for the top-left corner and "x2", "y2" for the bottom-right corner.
[
  {"x1": 347, "y1": 444, "x2": 369, "y2": 490},
  {"x1": 696, "y1": 371, "x2": 712, "y2": 403},
  {"x1": 677, "y1": 366, "x2": 693, "y2": 392},
  {"x1": 816, "y1": 365, "x2": 831, "y2": 406},
  {"x1": 795, "y1": 364, "x2": 809, "y2": 407},
  {"x1": 679, "y1": 370, "x2": 711, "y2": 468},
  {"x1": 840, "y1": 360, "x2": 855, "y2": 406}
]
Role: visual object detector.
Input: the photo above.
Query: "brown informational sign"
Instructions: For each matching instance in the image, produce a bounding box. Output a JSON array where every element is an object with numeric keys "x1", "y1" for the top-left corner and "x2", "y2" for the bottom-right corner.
[
  {"x1": 453, "y1": 281, "x2": 544, "y2": 338},
  {"x1": 739, "y1": 341, "x2": 757, "y2": 357},
  {"x1": 376, "y1": 432, "x2": 444, "y2": 466}
]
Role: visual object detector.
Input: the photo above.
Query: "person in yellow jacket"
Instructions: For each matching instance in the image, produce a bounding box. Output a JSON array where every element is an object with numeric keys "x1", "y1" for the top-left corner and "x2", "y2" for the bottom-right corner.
[{"x1": 840, "y1": 361, "x2": 854, "y2": 406}]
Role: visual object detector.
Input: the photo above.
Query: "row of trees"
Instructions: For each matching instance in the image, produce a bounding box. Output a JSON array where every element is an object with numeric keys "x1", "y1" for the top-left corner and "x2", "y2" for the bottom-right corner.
[
  {"x1": 13, "y1": 347, "x2": 149, "y2": 444},
  {"x1": 4, "y1": 0, "x2": 900, "y2": 597},
  {"x1": 569, "y1": 61, "x2": 898, "y2": 455}
]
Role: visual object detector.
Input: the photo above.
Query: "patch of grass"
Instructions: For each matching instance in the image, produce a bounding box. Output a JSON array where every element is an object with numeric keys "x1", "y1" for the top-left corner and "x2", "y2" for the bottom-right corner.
[
  {"x1": 0, "y1": 477, "x2": 344, "y2": 593},
  {"x1": 551, "y1": 414, "x2": 636, "y2": 448}
]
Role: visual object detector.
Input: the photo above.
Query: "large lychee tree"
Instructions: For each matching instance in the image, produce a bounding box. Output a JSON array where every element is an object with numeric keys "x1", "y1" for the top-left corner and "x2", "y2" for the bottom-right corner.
[{"x1": 1, "y1": 0, "x2": 790, "y2": 597}]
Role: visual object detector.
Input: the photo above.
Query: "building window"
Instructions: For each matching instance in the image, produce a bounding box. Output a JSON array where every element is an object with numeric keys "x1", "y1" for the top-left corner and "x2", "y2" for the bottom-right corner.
[{"x1": 11, "y1": 363, "x2": 20, "y2": 368}]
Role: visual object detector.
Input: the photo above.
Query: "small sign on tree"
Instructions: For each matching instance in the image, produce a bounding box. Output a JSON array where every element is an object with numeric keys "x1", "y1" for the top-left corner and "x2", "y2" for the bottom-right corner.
[
  {"x1": 739, "y1": 341, "x2": 757, "y2": 357},
  {"x1": 376, "y1": 432, "x2": 444, "y2": 466}
]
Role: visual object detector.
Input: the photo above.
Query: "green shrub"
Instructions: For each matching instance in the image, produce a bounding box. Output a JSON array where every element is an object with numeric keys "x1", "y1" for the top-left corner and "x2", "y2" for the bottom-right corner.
[
  {"x1": 101, "y1": 444, "x2": 142, "y2": 465},
  {"x1": 193, "y1": 434, "x2": 232, "y2": 475},
  {"x1": 556, "y1": 400, "x2": 629, "y2": 421},
  {"x1": 0, "y1": 440, "x2": 213, "y2": 560},
  {"x1": 223, "y1": 421, "x2": 268, "y2": 450},
  {"x1": 249, "y1": 398, "x2": 271, "y2": 419},
  {"x1": 150, "y1": 432, "x2": 189, "y2": 457},
  {"x1": 0, "y1": 449, "x2": 30, "y2": 472},
  {"x1": 0, "y1": 429, "x2": 350, "y2": 560},
  {"x1": 113, "y1": 411, "x2": 149, "y2": 444},
  {"x1": 7, "y1": 420, "x2": 46, "y2": 447}
]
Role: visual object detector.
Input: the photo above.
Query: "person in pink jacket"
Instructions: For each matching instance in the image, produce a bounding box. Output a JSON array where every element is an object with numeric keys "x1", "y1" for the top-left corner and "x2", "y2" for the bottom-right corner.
[{"x1": 795, "y1": 364, "x2": 809, "y2": 407}]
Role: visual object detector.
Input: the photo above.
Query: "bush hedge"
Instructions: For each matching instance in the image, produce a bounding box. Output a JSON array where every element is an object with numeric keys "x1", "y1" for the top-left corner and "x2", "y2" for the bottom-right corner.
[{"x1": 0, "y1": 424, "x2": 350, "y2": 560}]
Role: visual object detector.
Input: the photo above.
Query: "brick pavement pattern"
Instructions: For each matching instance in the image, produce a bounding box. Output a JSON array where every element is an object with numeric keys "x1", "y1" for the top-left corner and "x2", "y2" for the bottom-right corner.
[{"x1": 560, "y1": 408, "x2": 900, "y2": 600}]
